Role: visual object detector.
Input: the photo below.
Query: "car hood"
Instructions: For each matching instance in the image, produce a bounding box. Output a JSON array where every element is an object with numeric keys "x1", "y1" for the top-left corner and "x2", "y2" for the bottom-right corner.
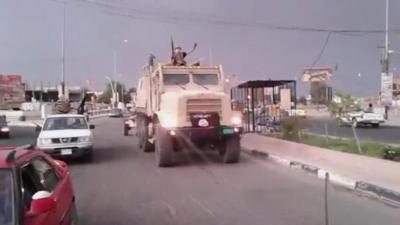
[{"x1": 39, "y1": 129, "x2": 91, "y2": 138}]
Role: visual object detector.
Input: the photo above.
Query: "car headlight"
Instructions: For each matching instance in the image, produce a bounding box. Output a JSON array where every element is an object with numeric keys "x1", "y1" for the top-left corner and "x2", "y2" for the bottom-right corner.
[
  {"x1": 1, "y1": 127, "x2": 9, "y2": 132},
  {"x1": 231, "y1": 116, "x2": 242, "y2": 126},
  {"x1": 39, "y1": 138, "x2": 52, "y2": 145},
  {"x1": 78, "y1": 136, "x2": 91, "y2": 142}
]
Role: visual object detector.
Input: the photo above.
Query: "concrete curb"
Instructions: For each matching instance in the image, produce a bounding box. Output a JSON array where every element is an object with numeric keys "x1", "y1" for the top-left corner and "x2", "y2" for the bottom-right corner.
[{"x1": 242, "y1": 147, "x2": 400, "y2": 207}]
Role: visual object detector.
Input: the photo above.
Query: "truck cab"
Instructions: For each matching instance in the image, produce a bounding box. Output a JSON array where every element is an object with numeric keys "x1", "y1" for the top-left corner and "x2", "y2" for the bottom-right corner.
[{"x1": 135, "y1": 63, "x2": 242, "y2": 167}]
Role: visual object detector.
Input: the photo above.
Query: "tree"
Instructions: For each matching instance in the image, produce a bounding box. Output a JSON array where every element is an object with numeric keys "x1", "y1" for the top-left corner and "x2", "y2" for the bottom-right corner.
[
  {"x1": 328, "y1": 92, "x2": 361, "y2": 117},
  {"x1": 123, "y1": 87, "x2": 136, "y2": 103},
  {"x1": 297, "y1": 96, "x2": 307, "y2": 105},
  {"x1": 98, "y1": 81, "x2": 136, "y2": 104}
]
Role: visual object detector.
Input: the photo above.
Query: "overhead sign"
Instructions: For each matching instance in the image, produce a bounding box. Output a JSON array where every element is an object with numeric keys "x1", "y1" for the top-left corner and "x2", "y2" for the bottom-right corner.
[
  {"x1": 302, "y1": 68, "x2": 332, "y2": 82},
  {"x1": 381, "y1": 72, "x2": 393, "y2": 106}
]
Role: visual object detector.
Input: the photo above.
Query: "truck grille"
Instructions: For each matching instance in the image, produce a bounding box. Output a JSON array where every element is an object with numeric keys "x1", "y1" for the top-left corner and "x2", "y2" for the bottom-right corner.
[
  {"x1": 186, "y1": 98, "x2": 222, "y2": 121},
  {"x1": 51, "y1": 137, "x2": 78, "y2": 144}
]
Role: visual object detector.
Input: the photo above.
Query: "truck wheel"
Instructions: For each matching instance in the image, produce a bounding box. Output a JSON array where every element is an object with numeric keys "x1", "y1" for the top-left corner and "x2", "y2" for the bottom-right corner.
[
  {"x1": 155, "y1": 125, "x2": 174, "y2": 167},
  {"x1": 221, "y1": 135, "x2": 241, "y2": 163},
  {"x1": 138, "y1": 115, "x2": 154, "y2": 152},
  {"x1": 124, "y1": 123, "x2": 129, "y2": 136},
  {"x1": 372, "y1": 123, "x2": 380, "y2": 128},
  {"x1": 82, "y1": 149, "x2": 93, "y2": 162}
]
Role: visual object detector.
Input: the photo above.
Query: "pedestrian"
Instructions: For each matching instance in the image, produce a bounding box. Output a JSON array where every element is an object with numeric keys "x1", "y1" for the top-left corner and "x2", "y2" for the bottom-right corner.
[{"x1": 365, "y1": 103, "x2": 374, "y2": 113}]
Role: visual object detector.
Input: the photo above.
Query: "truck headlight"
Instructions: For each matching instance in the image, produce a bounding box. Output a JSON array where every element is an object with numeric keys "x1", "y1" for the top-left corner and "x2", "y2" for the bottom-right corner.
[
  {"x1": 39, "y1": 138, "x2": 52, "y2": 145},
  {"x1": 1, "y1": 127, "x2": 9, "y2": 132},
  {"x1": 231, "y1": 116, "x2": 242, "y2": 126},
  {"x1": 160, "y1": 116, "x2": 177, "y2": 128},
  {"x1": 78, "y1": 136, "x2": 91, "y2": 142}
]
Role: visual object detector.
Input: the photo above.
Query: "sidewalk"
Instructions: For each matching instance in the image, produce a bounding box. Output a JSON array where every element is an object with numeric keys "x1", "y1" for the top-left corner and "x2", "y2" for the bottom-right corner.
[
  {"x1": 241, "y1": 133, "x2": 400, "y2": 204},
  {"x1": 386, "y1": 110, "x2": 400, "y2": 126}
]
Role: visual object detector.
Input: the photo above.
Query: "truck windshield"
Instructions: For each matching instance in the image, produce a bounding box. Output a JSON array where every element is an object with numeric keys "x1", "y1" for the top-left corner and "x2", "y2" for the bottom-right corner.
[
  {"x1": 0, "y1": 170, "x2": 14, "y2": 225},
  {"x1": 192, "y1": 74, "x2": 219, "y2": 85},
  {"x1": 163, "y1": 74, "x2": 190, "y2": 85},
  {"x1": 43, "y1": 117, "x2": 88, "y2": 130}
]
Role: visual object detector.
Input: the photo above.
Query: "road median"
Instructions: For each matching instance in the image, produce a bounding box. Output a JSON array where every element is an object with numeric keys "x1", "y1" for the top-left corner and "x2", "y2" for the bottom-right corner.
[{"x1": 241, "y1": 133, "x2": 400, "y2": 206}]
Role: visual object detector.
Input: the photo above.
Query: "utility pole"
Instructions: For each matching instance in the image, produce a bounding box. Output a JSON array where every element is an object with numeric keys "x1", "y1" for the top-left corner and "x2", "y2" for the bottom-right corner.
[
  {"x1": 380, "y1": 0, "x2": 393, "y2": 106},
  {"x1": 113, "y1": 51, "x2": 119, "y2": 104},
  {"x1": 383, "y1": 0, "x2": 389, "y2": 74},
  {"x1": 61, "y1": 0, "x2": 66, "y2": 97}
]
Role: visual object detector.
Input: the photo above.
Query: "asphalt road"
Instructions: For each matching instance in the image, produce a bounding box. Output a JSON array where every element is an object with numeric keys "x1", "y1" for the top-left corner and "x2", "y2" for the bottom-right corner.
[
  {"x1": 71, "y1": 118, "x2": 399, "y2": 225},
  {"x1": 0, "y1": 125, "x2": 38, "y2": 146},
  {"x1": 305, "y1": 117, "x2": 400, "y2": 144},
  {"x1": 1, "y1": 118, "x2": 399, "y2": 225}
]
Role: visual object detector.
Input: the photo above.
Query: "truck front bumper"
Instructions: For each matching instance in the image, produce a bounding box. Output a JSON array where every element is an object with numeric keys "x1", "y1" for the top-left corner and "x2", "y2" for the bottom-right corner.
[
  {"x1": 168, "y1": 126, "x2": 242, "y2": 142},
  {"x1": 38, "y1": 144, "x2": 93, "y2": 158}
]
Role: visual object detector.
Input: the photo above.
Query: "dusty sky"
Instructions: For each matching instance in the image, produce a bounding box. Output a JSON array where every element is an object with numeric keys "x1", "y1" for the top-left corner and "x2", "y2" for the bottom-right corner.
[{"x1": 1, "y1": 0, "x2": 399, "y2": 96}]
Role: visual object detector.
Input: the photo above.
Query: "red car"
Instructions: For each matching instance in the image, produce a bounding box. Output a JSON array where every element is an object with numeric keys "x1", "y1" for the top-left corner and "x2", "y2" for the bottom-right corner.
[{"x1": 0, "y1": 145, "x2": 78, "y2": 225}]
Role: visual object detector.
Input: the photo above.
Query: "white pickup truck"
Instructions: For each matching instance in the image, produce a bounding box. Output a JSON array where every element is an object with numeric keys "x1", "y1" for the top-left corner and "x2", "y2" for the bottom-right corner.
[
  {"x1": 37, "y1": 114, "x2": 95, "y2": 160},
  {"x1": 338, "y1": 110, "x2": 385, "y2": 128}
]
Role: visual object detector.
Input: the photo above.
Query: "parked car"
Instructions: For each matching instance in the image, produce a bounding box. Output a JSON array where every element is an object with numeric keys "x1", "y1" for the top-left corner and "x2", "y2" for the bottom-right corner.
[
  {"x1": 109, "y1": 108, "x2": 123, "y2": 118},
  {"x1": 0, "y1": 115, "x2": 10, "y2": 138},
  {"x1": 338, "y1": 110, "x2": 385, "y2": 128},
  {"x1": 37, "y1": 114, "x2": 95, "y2": 161},
  {"x1": 0, "y1": 145, "x2": 78, "y2": 225}
]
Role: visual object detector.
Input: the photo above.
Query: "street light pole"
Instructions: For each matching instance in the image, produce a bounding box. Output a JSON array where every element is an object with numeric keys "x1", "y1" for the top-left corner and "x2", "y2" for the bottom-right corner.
[
  {"x1": 112, "y1": 40, "x2": 128, "y2": 103},
  {"x1": 61, "y1": 0, "x2": 66, "y2": 97},
  {"x1": 380, "y1": 0, "x2": 392, "y2": 106},
  {"x1": 113, "y1": 51, "x2": 118, "y2": 103},
  {"x1": 384, "y1": 0, "x2": 389, "y2": 74},
  {"x1": 105, "y1": 76, "x2": 116, "y2": 107}
]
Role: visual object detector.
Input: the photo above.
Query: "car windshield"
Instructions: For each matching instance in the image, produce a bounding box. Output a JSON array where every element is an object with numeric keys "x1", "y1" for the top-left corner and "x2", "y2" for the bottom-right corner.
[
  {"x1": 163, "y1": 74, "x2": 190, "y2": 85},
  {"x1": 43, "y1": 117, "x2": 88, "y2": 130},
  {"x1": 192, "y1": 74, "x2": 219, "y2": 85},
  {"x1": 0, "y1": 170, "x2": 14, "y2": 225}
]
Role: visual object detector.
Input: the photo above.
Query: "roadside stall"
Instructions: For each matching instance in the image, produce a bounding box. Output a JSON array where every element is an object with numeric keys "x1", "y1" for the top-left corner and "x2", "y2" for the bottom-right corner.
[{"x1": 231, "y1": 80, "x2": 297, "y2": 133}]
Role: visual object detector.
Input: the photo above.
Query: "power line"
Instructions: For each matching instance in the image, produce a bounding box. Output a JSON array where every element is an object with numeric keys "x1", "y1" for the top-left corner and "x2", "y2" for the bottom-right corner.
[
  {"x1": 69, "y1": 0, "x2": 400, "y2": 36},
  {"x1": 310, "y1": 32, "x2": 332, "y2": 68}
]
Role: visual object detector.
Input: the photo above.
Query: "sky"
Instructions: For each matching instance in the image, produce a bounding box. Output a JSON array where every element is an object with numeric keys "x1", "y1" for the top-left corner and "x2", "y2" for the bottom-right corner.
[{"x1": 1, "y1": 0, "x2": 400, "y2": 96}]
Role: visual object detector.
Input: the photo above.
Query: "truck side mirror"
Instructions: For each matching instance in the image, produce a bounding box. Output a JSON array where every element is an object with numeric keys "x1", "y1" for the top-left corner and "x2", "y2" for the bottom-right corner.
[{"x1": 89, "y1": 124, "x2": 95, "y2": 129}]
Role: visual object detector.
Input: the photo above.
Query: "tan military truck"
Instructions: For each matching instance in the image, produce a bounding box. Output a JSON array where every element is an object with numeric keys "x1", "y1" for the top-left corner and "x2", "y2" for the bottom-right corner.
[{"x1": 135, "y1": 62, "x2": 243, "y2": 167}]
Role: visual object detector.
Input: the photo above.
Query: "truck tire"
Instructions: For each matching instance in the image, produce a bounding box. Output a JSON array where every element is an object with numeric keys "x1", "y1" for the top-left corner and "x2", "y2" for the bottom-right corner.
[
  {"x1": 82, "y1": 149, "x2": 93, "y2": 162},
  {"x1": 124, "y1": 123, "x2": 129, "y2": 136},
  {"x1": 372, "y1": 123, "x2": 380, "y2": 128},
  {"x1": 221, "y1": 135, "x2": 241, "y2": 163},
  {"x1": 137, "y1": 115, "x2": 154, "y2": 152},
  {"x1": 155, "y1": 125, "x2": 174, "y2": 167}
]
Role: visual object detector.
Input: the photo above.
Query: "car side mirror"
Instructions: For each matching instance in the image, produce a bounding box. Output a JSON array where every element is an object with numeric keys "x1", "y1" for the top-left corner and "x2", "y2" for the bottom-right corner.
[
  {"x1": 89, "y1": 124, "x2": 95, "y2": 129},
  {"x1": 55, "y1": 160, "x2": 68, "y2": 175},
  {"x1": 26, "y1": 191, "x2": 56, "y2": 217}
]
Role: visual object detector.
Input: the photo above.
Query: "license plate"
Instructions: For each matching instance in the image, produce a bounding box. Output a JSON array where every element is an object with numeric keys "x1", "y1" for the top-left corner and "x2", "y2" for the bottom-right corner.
[
  {"x1": 222, "y1": 128, "x2": 234, "y2": 135},
  {"x1": 61, "y1": 149, "x2": 72, "y2": 155}
]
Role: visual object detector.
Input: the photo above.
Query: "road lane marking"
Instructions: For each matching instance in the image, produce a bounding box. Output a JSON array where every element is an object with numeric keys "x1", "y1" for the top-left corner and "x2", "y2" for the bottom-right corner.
[
  {"x1": 189, "y1": 195, "x2": 215, "y2": 217},
  {"x1": 161, "y1": 201, "x2": 176, "y2": 218}
]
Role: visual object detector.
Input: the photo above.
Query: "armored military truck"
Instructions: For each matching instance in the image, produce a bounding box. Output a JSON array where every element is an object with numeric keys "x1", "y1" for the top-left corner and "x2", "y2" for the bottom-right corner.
[{"x1": 135, "y1": 62, "x2": 243, "y2": 167}]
